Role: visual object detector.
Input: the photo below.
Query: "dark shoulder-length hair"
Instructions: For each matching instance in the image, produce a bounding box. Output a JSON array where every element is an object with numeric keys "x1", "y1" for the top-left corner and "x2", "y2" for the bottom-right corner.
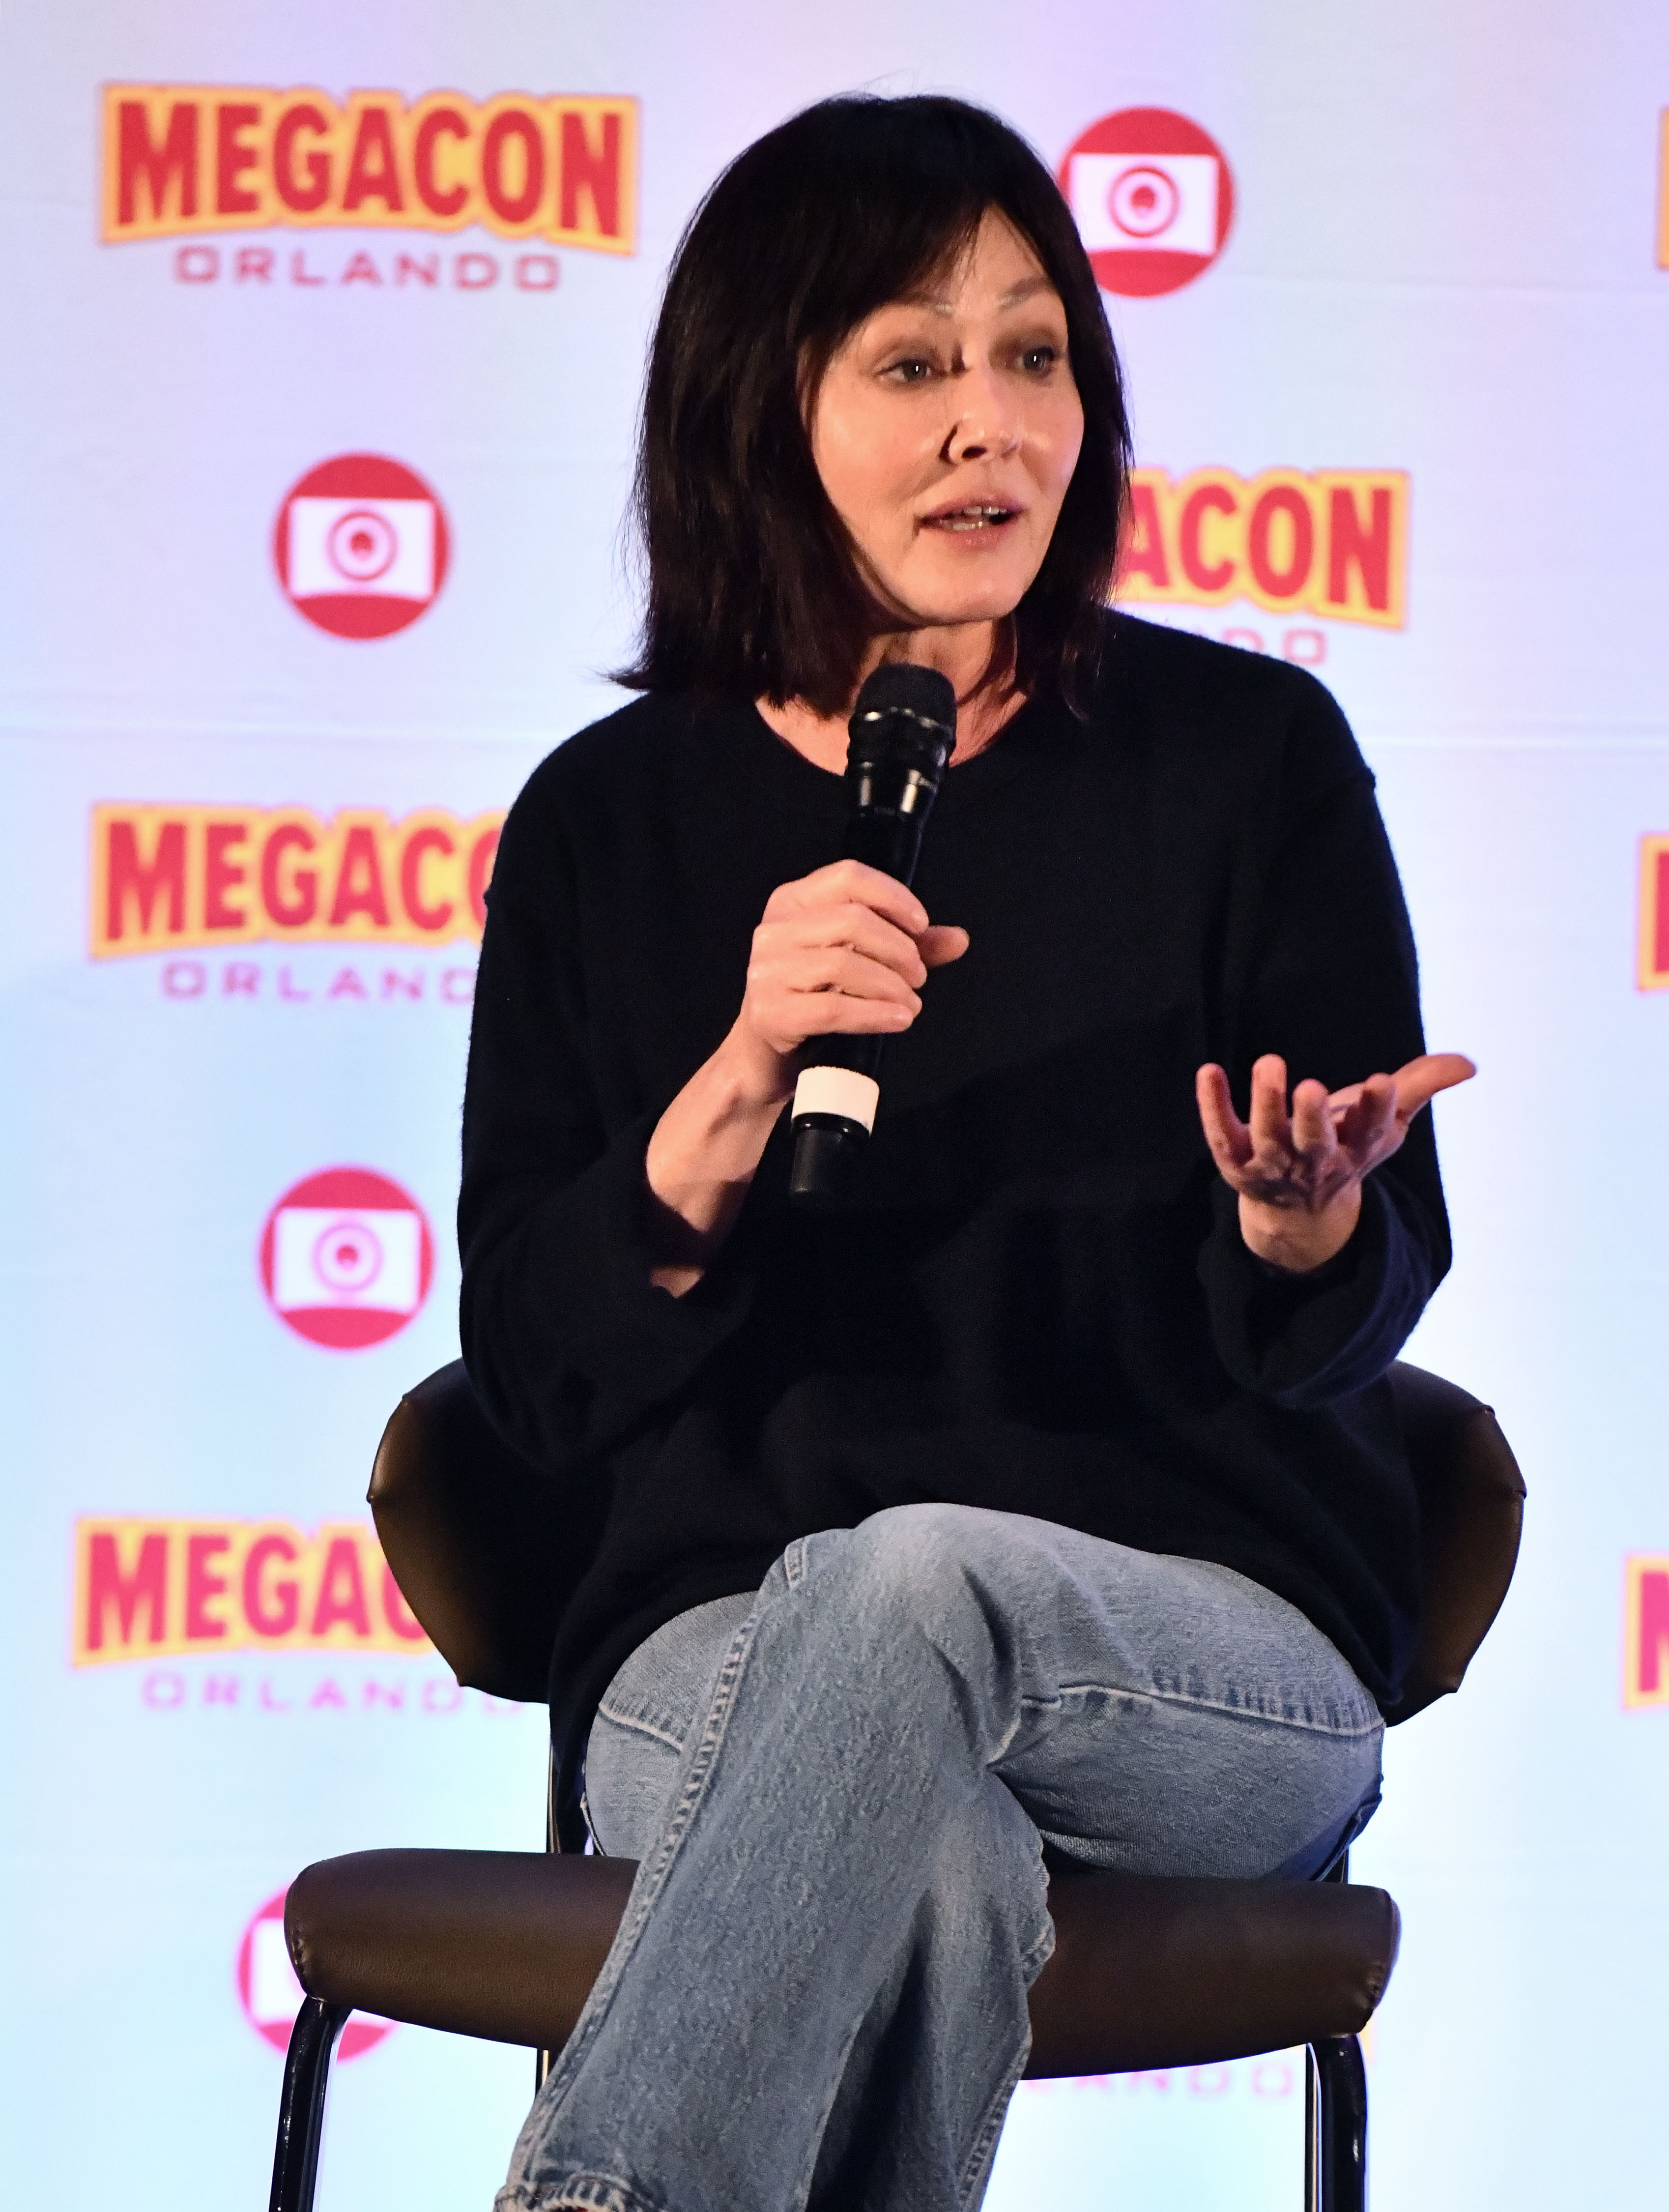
[{"x1": 617, "y1": 94, "x2": 1131, "y2": 717}]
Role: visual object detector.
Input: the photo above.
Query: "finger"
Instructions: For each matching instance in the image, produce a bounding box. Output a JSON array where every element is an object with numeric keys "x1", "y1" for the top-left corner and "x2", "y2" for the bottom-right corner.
[
  {"x1": 1245, "y1": 1055, "x2": 1293, "y2": 1166},
  {"x1": 1195, "y1": 1063, "x2": 1253, "y2": 1172},
  {"x1": 1289, "y1": 1077, "x2": 1339, "y2": 1166},
  {"x1": 919, "y1": 924, "x2": 970, "y2": 969},
  {"x1": 767, "y1": 860, "x2": 930, "y2": 937},
  {"x1": 770, "y1": 943, "x2": 922, "y2": 1011},
  {"x1": 766, "y1": 905, "x2": 930, "y2": 985},
  {"x1": 1336, "y1": 1072, "x2": 1397, "y2": 1164},
  {"x1": 1389, "y1": 1051, "x2": 1477, "y2": 1123}
]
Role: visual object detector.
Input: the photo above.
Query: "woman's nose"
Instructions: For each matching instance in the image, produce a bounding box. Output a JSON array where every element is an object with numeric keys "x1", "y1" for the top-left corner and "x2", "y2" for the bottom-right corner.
[{"x1": 943, "y1": 365, "x2": 1022, "y2": 463}]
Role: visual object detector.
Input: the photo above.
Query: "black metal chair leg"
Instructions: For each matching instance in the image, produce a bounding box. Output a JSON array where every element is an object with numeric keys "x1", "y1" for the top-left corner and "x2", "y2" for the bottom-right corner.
[
  {"x1": 1305, "y1": 2034, "x2": 1368, "y2": 2212},
  {"x1": 269, "y1": 1997, "x2": 348, "y2": 2212}
]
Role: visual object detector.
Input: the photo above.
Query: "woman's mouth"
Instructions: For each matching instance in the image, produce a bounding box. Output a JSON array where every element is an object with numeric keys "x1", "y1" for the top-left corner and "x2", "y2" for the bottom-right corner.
[{"x1": 921, "y1": 503, "x2": 1019, "y2": 533}]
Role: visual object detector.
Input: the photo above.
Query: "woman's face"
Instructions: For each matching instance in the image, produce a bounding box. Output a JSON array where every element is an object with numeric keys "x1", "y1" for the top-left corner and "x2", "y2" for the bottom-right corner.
[{"x1": 808, "y1": 209, "x2": 1085, "y2": 638}]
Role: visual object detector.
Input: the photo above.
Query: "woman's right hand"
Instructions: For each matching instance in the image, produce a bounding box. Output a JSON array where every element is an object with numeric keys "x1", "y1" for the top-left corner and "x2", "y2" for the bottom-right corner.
[
  {"x1": 724, "y1": 858, "x2": 970, "y2": 1104},
  {"x1": 643, "y1": 861, "x2": 967, "y2": 1293}
]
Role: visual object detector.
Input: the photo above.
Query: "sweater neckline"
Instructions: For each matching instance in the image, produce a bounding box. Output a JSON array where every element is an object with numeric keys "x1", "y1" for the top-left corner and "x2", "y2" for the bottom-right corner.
[{"x1": 736, "y1": 693, "x2": 1056, "y2": 821}]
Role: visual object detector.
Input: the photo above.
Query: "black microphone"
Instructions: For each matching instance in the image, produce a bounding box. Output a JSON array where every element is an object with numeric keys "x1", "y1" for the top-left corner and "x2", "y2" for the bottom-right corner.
[{"x1": 788, "y1": 662, "x2": 957, "y2": 1205}]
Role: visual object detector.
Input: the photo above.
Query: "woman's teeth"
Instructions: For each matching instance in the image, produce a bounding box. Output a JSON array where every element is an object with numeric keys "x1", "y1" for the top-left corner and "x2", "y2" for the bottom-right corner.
[{"x1": 930, "y1": 506, "x2": 1014, "y2": 531}]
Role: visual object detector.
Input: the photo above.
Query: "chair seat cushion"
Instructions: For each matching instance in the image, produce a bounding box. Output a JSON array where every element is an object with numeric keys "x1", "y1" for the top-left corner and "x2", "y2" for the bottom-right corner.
[{"x1": 286, "y1": 1849, "x2": 1398, "y2": 2077}]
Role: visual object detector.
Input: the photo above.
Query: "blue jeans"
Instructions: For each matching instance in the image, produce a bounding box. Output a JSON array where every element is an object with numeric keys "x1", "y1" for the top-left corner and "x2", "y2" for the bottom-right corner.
[{"x1": 498, "y1": 1504, "x2": 1383, "y2": 2212}]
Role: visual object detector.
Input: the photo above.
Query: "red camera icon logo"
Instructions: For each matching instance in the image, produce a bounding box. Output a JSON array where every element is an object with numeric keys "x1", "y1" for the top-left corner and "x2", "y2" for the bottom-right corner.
[
  {"x1": 1060, "y1": 109, "x2": 1235, "y2": 297},
  {"x1": 274, "y1": 455, "x2": 450, "y2": 640},
  {"x1": 259, "y1": 1166, "x2": 434, "y2": 1349}
]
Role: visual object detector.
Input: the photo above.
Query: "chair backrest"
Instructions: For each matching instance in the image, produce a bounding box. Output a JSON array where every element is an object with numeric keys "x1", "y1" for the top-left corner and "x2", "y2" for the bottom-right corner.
[
  {"x1": 370, "y1": 1358, "x2": 1525, "y2": 1721},
  {"x1": 1380, "y1": 1363, "x2": 1525, "y2": 1723},
  {"x1": 368, "y1": 1361, "x2": 603, "y2": 1703}
]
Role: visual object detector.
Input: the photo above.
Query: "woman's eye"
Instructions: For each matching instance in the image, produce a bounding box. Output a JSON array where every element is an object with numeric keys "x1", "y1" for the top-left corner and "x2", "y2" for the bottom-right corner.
[
  {"x1": 1019, "y1": 345, "x2": 1060, "y2": 374},
  {"x1": 884, "y1": 358, "x2": 935, "y2": 384}
]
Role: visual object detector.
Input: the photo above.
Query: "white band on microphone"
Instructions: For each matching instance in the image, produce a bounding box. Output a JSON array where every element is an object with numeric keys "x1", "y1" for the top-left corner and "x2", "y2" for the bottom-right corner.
[{"x1": 792, "y1": 1065, "x2": 881, "y2": 1134}]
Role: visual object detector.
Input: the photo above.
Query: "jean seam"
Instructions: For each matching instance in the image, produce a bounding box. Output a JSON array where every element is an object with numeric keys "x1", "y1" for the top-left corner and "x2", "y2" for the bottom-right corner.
[
  {"x1": 1019, "y1": 1683, "x2": 1382, "y2": 1738},
  {"x1": 593, "y1": 1704, "x2": 688, "y2": 1752},
  {"x1": 496, "y1": 2170, "x2": 664, "y2": 2212},
  {"x1": 528, "y1": 1610, "x2": 760, "y2": 2121}
]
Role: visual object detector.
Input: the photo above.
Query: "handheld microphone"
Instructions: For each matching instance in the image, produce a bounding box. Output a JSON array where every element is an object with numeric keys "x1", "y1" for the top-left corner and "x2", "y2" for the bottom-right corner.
[{"x1": 788, "y1": 662, "x2": 957, "y2": 1205}]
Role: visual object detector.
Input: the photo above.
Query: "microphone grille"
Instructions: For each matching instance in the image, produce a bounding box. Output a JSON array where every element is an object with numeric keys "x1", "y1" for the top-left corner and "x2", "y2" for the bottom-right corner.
[{"x1": 850, "y1": 662, "x2": 957, "y2": 739}]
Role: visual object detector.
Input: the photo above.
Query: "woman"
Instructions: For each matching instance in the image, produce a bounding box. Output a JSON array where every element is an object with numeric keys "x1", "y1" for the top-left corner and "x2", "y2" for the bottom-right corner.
[{"x1": 461, "y1": 93, "x2": 1471, "y2": 2212}]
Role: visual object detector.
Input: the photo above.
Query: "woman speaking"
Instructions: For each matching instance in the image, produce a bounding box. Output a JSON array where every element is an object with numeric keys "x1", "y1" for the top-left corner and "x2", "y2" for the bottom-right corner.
[{"x1": 460, "y1": 92, "x2": 1472, "y2": 2212}]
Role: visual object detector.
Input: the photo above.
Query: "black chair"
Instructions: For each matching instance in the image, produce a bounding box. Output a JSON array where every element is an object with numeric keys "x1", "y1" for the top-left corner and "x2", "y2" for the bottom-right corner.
[{"x1": 268, "y1": 1359, "x2": 1524, "y2": 2212}]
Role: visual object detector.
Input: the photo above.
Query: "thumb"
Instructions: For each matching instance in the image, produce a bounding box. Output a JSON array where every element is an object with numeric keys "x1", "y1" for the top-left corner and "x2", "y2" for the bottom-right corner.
[
  {"x1": 1393, "y1": 1051, "x2": 1477, "y2": 1120},
  {"x1": 920, "y1": 924, "x2": 970, "y2": 968}
]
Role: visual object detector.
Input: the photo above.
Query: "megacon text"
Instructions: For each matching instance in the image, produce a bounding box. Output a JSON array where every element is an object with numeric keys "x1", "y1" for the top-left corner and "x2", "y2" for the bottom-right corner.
[
  {"x1": 102, "y1": 85, "x2": 637, "y2": 253},
  {"x1": 91, "y1": 805, "x2": 503, "y2": 958},
  {"x1": 1120, "y1": 467, "x2": 1409, "y2": 629},
  {"x1": 73, "y1": 1518, "x2": 431, "y2": 1665}
]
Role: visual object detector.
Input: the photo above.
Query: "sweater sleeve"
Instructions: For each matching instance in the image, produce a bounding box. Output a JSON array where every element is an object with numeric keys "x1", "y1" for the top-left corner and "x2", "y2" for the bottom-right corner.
[
  {"x1": 1196, "y1": 683, "x2": 1452, "y2": 1407},
  {"x1": 457, "y1": 794, "x2": 756, "y2": 1475}
]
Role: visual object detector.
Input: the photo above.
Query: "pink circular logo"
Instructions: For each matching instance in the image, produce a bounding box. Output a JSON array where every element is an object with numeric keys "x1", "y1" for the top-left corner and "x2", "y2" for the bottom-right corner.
[
  {"x1": 273, "y1": 454, "x2": 450, "y2": 639},
  {"x1": 259, "y1": 1166, "x2": 434, "y2": 1350},
  {"x1": 1059, "y1": 109, "x2": 1235, "y2": 297},
  {"x1": 237, "y1": 1889, "x2": 393, "y2": 2059}
]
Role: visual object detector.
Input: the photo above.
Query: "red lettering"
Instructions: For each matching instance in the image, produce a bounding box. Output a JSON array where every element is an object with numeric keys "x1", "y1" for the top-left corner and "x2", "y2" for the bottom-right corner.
[
  {"x1": 328, "y1": 825, "x2": 392, "y2": 927},
  {"x1": 395, "y1": 253, "x2": 440, "y2": 287},
  {"x1": 413, "y1": 108, "x2": 470, "y2": 217},
  {"x1": 85, "y1": 1532, "x2": 168, "y2": 1652},
  {"x1": 223, "y1": 962, "x2": 259, "y2": 996},
  {"x1": 483, "y1": 109, "x2": 546, "y2": 225},
  {"x1": 311, "y1": 1538, "x2": 372, "y2": 1637},
  {"x1": 184, "y1": 1534, "x2": 231, "y2": 1642},
  {"x1": 203, "y1": 821, "x2": 248, "y2": 931},
  {"x1": 1638, "y1": 1570, "x2": 1669, "y2": 1695},
  {"x1": 559, "y1": 110, "x2": 620, "y2": 235},
  {"x1": 243, "y1": 1534, "x2": 300, "y2": 1637},
  {"x1": 1119, "y1": 480, "x2": 1170, "y2": 590},
  {"x1": 467, "y1": 828, "x2": 499, "y2": 929},
  {"x1": 1178, "y1": 483, "x2": 1237, "y2": 595},
  {"x1": 203, "y1": 1674, "x2": 241, "y2": 1705},
  {"x1": 343, "y1": 105, "x2": 403, "y2": 213},
  {"x1": 1246, "y1": 487, "x2": 1314, "y2": 601},
  {"x1": 1328, "y1": 485, "x2": 1393, "y2": 613},
  {"x1": 261, "y1": 824, "x2": 318, "y2": 927},
  {"x1": 105, "y1": 819, "x2": 186, "y2": 942},
  {"x1": 311, "y1": 1678, "x2": 349, "y2": 1711},
  {"x1": 214, "y1": 102, "x2": 261, "y2": 215},
  {"x1": 363, "y1": 1680, "x2": 406, "y2": 1710},
  {"x1": 400, "y1": 826, "x2": 456, "y2": 931},
  {"x1": 381, "y1": 969, "x2": 422, "y2": 1001},
  {"x1": 117, "y1": 99, "x2": 199, "y2": 227},
  {"x1": 235, "y1": 247, "x2": 274, "y2": 282},
  {"x1": 273, "y1": 102, "x2": 331, "y2": 213},
  {"x1": 342, "y1": 251, "x2": 382, "y2": 285}
]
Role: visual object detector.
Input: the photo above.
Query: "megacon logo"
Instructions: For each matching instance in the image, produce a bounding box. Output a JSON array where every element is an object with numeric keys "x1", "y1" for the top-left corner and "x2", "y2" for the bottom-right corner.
[
  {"x1": 90, "y1": 803, "x2": 502, "y2": 957},
  {"x1": 276, "y1": 455, "x2": 447, "y2": 638},
  {"x1": 1119, "y1": 467, "x2": 1409, "y2": 629},
  {"x1": 102, "y1": 86, "x2": 636, "y2": 255},
  {"x1": 1625, "y1": 1554, "x2": 1669, "y2": 1706},
  {"x1": 239, "y1": 1890, "x2": 392, "y2": 2058},
  {"x1": 259, "y1": 1169, "x2": 434, "y2": 1348},
  {"x1": 72, "y1": 1516, "x2": 429, "y2": 1665},
  {"x1": 1060, "y1": 109, "x2": 1234, "y2": 296}
]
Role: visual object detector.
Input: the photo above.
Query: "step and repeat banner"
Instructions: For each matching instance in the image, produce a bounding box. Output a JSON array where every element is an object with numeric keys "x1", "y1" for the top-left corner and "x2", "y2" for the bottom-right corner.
[{"x1": 2, "y1": 6, "x2": 1667, "y2": 2209}]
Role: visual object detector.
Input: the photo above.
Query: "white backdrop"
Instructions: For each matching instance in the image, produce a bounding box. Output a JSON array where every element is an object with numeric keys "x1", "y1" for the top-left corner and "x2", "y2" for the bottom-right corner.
[{"x1": 3, "y1": 6, "x2": 1668, "y2": 2207}]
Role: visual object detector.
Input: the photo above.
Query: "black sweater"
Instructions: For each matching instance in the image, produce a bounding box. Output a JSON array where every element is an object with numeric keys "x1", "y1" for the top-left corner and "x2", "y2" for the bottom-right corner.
[{"x1": 459, "y1": 615, "x2": 1449, "y2": 1754}]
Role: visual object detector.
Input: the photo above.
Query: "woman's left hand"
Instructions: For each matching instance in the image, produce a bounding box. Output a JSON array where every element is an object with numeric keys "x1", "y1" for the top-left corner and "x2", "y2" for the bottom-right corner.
[{"x1": 1195, "y1": 1052, "x2": 1476, "y2": 1273}]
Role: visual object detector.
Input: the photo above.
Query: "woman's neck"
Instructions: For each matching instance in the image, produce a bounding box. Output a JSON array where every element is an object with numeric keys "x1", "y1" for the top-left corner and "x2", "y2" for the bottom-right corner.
[{"x1": 756, "y1": 618, "x2": 1026, "y2": 775}]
